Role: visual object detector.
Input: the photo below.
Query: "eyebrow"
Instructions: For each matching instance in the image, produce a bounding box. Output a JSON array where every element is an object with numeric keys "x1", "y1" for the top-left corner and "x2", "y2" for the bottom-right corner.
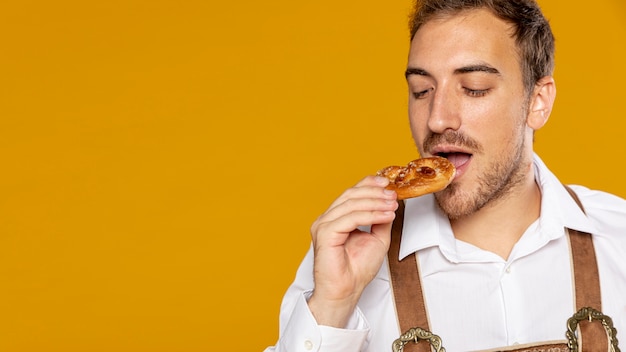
[
  {"x1": 405, "y1": 64, "x2": 501, "y2": 79},
  {"x1": 454, "y1": 64, "x2": 500, "y2": 75},
  {"x1": 405, "y1": 67, "x2": 429, "y2": 79}
]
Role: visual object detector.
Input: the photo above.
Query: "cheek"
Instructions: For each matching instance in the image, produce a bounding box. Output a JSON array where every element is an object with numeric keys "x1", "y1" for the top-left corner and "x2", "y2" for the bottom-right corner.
[
  {"x1": 472, "y1": 104, "x2": 526, "y2": 150},
  {"x1": 465, "y1": 100, "x2": 521, "y2": 132},
  {"x1": 408, "y1": 107, "x2": 429, "y2": 148}
]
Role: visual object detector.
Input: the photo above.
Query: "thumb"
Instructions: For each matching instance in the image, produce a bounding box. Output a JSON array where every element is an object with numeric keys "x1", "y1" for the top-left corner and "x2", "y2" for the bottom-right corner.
[{"x1": 370, "y1": 219, "x2": 394, "y2": 250}]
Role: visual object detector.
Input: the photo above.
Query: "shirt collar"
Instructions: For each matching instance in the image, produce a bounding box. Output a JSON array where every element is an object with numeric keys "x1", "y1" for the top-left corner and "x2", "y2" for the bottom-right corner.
[
  {"x1": 397, "y1": 153, "x2": 599, "y2": 261},
  {"x1": 532, "y1": 154, "x2": 598, "y2": 236},
  {"x1": 399, "y1": 194, "x2": 450, "y2": 260}
]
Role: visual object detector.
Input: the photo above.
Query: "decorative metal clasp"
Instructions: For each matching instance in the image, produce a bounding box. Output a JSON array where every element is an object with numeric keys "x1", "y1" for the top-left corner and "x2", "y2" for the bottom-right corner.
[
  {"x1": 392, "y1": 327, "x2": 446, "y2": 352},
  {"x1": 566, "y1": 306, "x2": 620, "y2": 352}
]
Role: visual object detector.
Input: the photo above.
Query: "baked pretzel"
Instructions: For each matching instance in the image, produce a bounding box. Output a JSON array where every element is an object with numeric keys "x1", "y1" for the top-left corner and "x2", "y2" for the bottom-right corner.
[{"x1": 376, "y1": 156, "x2": 455, "y2": 200}]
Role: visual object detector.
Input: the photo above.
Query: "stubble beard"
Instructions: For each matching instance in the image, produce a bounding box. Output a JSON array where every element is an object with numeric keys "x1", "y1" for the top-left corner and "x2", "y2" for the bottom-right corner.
[{"x1": 432, "y1": 121, "x2": 529, "y2": 221}]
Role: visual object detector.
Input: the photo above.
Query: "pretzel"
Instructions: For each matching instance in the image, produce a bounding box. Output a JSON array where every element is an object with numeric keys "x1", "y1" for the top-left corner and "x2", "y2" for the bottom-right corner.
[{"x1": 376, "y1": 156, "x2": 456, "y2": 200}]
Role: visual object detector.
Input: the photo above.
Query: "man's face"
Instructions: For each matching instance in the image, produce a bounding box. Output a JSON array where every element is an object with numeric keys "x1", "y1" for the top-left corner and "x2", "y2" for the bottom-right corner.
[{"x1": 406, "y1": 9, "x2": 535, "y2": 219}]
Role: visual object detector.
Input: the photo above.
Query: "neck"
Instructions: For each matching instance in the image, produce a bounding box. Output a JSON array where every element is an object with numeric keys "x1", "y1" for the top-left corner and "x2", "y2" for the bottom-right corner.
[{"x1": 450, "y1": 167, "x2": 541, "y2": 260}]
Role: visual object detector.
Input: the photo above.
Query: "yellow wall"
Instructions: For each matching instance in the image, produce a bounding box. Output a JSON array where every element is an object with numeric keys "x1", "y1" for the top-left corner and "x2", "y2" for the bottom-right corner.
[{"x1": 0, "y1": 1, "x2": 624, "y2": 351}]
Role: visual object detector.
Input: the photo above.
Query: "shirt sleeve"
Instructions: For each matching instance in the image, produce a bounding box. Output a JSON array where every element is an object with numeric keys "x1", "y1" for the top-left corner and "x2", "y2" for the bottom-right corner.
[{"x1": 263, "y1": 245, "x2": 370, "y2": 352}]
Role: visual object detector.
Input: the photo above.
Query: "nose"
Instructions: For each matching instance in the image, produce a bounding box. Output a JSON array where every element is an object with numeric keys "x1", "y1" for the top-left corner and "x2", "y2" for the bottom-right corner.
[{"x1": 427, "y1": 87, "x2": 461, "y2": 134}]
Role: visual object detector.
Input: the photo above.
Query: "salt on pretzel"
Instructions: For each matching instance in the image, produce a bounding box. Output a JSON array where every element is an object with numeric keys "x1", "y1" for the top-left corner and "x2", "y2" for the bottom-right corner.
[{"x1": 376, "y1": 156, "x2": 456, "y2": 200}]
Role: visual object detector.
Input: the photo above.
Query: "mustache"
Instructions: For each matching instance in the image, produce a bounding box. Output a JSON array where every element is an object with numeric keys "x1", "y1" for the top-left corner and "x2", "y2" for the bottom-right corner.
[{"x1": 423, "y1": 130, "x2": 482, "y2": 153}]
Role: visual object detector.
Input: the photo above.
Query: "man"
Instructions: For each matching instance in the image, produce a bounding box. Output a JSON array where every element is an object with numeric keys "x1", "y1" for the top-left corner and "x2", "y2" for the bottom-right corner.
[{"x1": 265, "y1": 0, "x2": 626, "y2": 351}]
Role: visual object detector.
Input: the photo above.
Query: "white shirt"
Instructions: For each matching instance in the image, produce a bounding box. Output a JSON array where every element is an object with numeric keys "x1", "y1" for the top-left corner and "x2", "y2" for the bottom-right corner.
[{"x1": 264, "y1": 154, "x2": 626, "y2": 352}]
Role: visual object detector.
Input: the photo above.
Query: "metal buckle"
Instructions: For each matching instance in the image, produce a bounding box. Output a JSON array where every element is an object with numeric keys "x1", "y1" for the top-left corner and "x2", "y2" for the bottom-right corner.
[
  {"x1": 392, "y1": 327, "x2": 446, "y2": 352},
  {"x1": 393, "y1": 307, "x2": 620, "y2": 352},
  {"x1": 566, "y1": 306, "x2": 620, "y2": 352}
]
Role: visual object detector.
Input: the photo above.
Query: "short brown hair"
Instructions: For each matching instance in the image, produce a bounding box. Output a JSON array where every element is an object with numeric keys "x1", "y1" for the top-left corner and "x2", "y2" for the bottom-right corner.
[{"x1": 409, "y1": 0, "x2": 555, "y2": 95}]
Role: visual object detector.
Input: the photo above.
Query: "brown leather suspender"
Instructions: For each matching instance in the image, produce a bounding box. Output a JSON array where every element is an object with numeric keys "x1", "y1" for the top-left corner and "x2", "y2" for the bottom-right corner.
[
  {"x1": 565, "y1": 187, "x2": 608, "y2": 352},
  {"x1": 389, "y1": 200, "x2": 430, "y2": 352},
  {"x1": 388, "y1": 186, "x2": 609, "y2": 351}
]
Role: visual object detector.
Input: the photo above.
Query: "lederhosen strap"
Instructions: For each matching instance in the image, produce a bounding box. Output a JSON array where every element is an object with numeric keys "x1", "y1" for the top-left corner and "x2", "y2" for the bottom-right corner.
[
  {"x1": 388, "y1": 186, "x2": 608, "y2": 351},
  {"x1": 389, "y1": 200, "x2": 430, "y2": 352},
  {"x1": 564, "y1": 186, "x2": 608, "y2": 352}
]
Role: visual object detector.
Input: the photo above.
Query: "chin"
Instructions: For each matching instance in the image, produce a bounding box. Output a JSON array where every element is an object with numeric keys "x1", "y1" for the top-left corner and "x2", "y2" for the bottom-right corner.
[
  {"x1": 434, "y1": 182, "x2": 490, "y2": 220},
  {"x1": 435, "y1": 184, "x2": 470, "y2": 220}
]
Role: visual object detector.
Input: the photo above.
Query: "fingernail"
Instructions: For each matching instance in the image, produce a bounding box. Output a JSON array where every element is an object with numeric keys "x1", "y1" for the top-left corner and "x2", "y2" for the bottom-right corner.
[
  {"x1": 375, "y1": 176, "x2": 388, "y2": 185},
  {"x1": 384, "y1": 189, "x2": 395, "y2": 196}
]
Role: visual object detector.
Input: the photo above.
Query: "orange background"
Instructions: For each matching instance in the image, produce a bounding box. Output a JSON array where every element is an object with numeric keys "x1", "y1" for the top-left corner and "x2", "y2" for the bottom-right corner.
[{"x1": 0, "y1": 1, "x2": 624, "y2": 351}]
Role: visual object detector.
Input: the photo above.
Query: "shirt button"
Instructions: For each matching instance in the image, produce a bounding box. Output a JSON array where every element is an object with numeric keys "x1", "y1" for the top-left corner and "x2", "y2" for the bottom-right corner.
[
  {"x1": 304, "y1": 339, "x2": 314, "y2": 350},
  {"x1": 505, "y1": 266, "x2": 512, "y2": 274}
]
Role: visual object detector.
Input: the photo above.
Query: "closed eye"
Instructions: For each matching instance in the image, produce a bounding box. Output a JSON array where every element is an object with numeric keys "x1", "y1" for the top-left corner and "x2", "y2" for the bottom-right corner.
[
  {"x1": 413, "y1": 88, "x2": 433, "y2": 99},
  {"x1": 464, "y1": 88, "x2": 489, "y2": 97}
]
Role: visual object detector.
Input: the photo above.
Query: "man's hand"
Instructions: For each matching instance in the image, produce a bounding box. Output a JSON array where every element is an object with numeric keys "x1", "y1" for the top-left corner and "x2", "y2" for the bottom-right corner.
[{"x1": 307, "y1": 175, "x2": 398, "y2": 328}]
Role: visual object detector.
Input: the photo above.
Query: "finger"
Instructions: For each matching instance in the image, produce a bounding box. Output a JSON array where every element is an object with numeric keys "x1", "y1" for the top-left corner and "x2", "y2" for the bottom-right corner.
[
  {"x1": 370, "y1": 221, "x2": 394, "y2": 248},
  {"x1": 312, "y1": 207, "x2": 397, "y2": 246},
  {"x1": 327, "y1": 176, "x2": 395, "y2": 211},
  {"x1": 312, "y1": 194, "x2": 397, "y2": 235},
  {"x1": 317, "y1": 195, "x2": 398, "y2": 227}
]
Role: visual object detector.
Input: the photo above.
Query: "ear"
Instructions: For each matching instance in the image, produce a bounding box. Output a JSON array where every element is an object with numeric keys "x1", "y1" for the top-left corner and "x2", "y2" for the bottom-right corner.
[{"x1": 527, "y1": 76, "x2": 556, "y2": 130}]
